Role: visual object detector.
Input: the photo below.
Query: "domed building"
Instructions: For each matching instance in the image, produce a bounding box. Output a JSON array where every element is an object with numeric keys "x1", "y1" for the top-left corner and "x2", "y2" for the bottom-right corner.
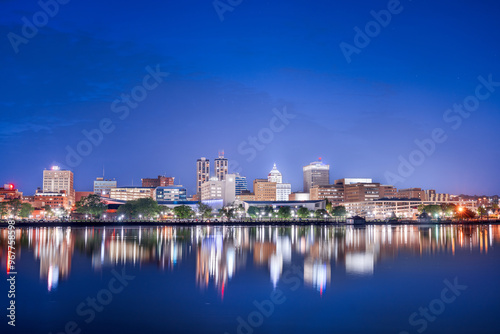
[{"x1": 268, "y1": 163, "x2": 283, "y2": 184}]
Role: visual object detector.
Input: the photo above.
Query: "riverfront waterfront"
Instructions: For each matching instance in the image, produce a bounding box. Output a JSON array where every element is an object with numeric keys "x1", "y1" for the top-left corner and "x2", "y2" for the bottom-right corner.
[{"x1": 2, "y1": 224, "x2": 500, "y2": 334}]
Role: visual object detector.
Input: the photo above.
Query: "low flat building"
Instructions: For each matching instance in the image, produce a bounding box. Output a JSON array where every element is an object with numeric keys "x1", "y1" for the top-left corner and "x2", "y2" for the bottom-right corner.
[
  {"x1": 34, "y1": 191, "x2": 69, "y2": 209},
  {"x1": 334, "y1": 178, "x2": 372, "y2": 185},
  {"x1": 110, "y1": 187, "x2": 155, "y2": 201},
  {"x1": 289, "y1": 192, "x2": 310, "y2": 201},
  {"x1": 156, "y1": 186, "x2": 187, "y2": 201},
  {"x1": 243, "y1": 200, "x2": 326, "y2": 212},
  {"x1": 93, "y1": 178, "x2": 117, "y2": 196},
  {"x1": 75, "y1": 191, "x2": 93, "y2": 203},
  {"x1": 396, "y1": 188, "x2": 426, "y2": 200},
  {"x1": 310, "y1": 184, "x2": 344, "y2": 205},
  {"x1": 344, "y1": 183, "x2": 380, "y2": 203},
  {"x1": 141, "y1": 175, "x2": 175, "y2": 188},
  {"x1": 344, "y1": 199, "x2": 478, "y2": 220}
]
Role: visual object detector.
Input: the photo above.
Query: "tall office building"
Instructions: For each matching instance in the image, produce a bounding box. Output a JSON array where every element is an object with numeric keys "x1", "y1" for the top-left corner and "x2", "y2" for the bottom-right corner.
[
  {"x1": 235, "y1": 174, "x2": 247, "y2": 195},
  {"x1": 303, "y1": 159, "x2": 330, "y2": 193},
  {"x1": 93, "y1": 177, "x2": 117, "y2": 196},
  {"x1": 43, "y1": 166, "x2": 75, "y2": 206},
  {"x1": 214, "y1": 151, "x2": 228, "y2": 181},
  {"x1": 268, "y1": 163, "x2": 283, "y2": 183},
  {"x1": 196, "y1": 157, "x2": 210, "y2": 194}
]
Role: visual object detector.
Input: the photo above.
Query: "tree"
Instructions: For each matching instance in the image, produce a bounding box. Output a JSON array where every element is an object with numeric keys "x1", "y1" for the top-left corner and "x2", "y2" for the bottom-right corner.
[
  {"x1": 315, "y1": 209, "x2": 329, "y2": 219},
  {"x1": 219, "y1": 207, "x2": 235, "y2": 219},
  {"x1": 247, "y1": 206, "x2": 260, "y2": 218},
  {"x1": 477, "y1": 206, "x2": 487, "y2": 218},
  {"x1": 441, "y1": 203, "x2": 456, "y2": 217},
  {"x1": 0, "y1": 202, "x2": 9, "y2": 219},
  {"x1": 262, "y1": 205, "x2": 273, "y2": 216},
  {"x1": 9, "y1": 199, "x2": 22, "y2": 218},
  {"x1": 297, "y1": 207, "x2": 310, "y2": 218},
  {"x1": 43, "y1": 205, "x2": 53, "y2": 218},
  {"x1": 117, "y1": 198, "x2": 161, "y2": 219},
  {"x1": 277, "y1": 206, "x2": 291, "y2": 219},
  {"x1": 135, "y1": 198, "x2": 161, "y2": 218},
  {"x1": 325, "y1": 199, "x2": 332, "y2": 213},
  {"x1": 19, "y1": 203, "x2": 34, "y2": 218},
  {"x1": 330, "y1": 205, "x2": 347, "y2": 217},
  {"x1": 197, "y1": 202, "x2": 213, "y2": 218},
  {"x1": 75, "y1": 194, "x2": 106, "y2": 218},
  {"x1": 422, "y1": 205, "x2": 442, "y2": 218},
  {"x1": 173, "y1": 205, "x2": 194, "y2": 219}
]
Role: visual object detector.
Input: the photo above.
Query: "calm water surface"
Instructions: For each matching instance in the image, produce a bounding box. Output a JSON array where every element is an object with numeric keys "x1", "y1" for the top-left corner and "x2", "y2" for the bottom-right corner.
[{"x1": 1, "y1": 224, "x2": 500, "y2": 334}]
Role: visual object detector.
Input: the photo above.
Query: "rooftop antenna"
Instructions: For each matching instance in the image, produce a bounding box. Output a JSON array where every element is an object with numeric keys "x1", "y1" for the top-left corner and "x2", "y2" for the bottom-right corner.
[{"x1": 103, "y1": 165, "x2": 105, "y2": 178}]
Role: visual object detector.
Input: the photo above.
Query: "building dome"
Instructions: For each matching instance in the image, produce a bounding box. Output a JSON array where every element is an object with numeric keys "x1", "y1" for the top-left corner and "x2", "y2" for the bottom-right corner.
[{"x1": 268, "y1": 163, "x2": 283, "y2": 184}]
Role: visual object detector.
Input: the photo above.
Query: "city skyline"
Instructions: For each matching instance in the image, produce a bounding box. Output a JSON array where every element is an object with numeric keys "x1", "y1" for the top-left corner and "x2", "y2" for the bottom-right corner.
[{"x1": 2, "y1": 0, "x2": 500, "y2": 196}]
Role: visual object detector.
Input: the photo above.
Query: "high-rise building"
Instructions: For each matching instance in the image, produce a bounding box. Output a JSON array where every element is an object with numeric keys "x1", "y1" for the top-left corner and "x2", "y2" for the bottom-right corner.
[
  {"x1": 43, "y1": 166, "x2": 75, "y2": 206},
  {"x1": 196, "y1": 157, "x2": 210, "y2": 194},
  {"x1": 303, "y1": 159, "x2": 330, "y2": 193},
  {"x1": 253, "y1": 179, "x2": 277, "y2": 201},
  {"x1": 214, "y1": 151, "x2": 228, "y2": 181},
  {"x1": 93, "y1": 177, "x2": 117, "y2": 196},
  {"x1": 141, "y1": 175, "x2": 174, "y2": 188},
  {"x1": 268, "y1": 163, "x2": 283, "y2": 183},
  {"x1": 109, "y1": 187, "x2": 155, "y2": 201},
  {"x1": 235, "y1": 174, "x2": 248, "y2": 195}
]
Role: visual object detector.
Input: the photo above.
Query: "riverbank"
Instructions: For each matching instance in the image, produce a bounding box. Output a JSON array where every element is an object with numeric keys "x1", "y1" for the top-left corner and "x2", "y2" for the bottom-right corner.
[{"x1": 1, "y1": 219, "x2": 499, "y2": 228}]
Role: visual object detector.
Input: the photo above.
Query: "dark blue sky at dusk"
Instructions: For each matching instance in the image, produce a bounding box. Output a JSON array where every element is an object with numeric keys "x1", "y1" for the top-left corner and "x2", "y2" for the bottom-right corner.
[{"x1": 0, "y1": 0, "x2": 499, "y2": 196}]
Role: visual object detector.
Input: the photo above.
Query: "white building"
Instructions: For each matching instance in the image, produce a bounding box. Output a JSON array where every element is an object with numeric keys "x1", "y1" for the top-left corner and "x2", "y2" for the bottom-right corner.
[
  {"x1": 43, "y1": 166, "x2": 75, "y2": 206},
  {"x1": 110, "y1": 187, "x2": 155, "y2": 201},
  {"x1": 201, "y1": 174, "x2": 236, "y2": 207},
  {"x1": 277, "y1": 183, "x2": 292, "y2": 201},
  {"x1": 93, "y1": 177, "x2": 117, "y2": 196},
  {"x1": 268, "y1": 163, "x2": 283, "y2": 184},
  {"x1": 267, "y1": 163, "x2": 291, "y2": 201}
]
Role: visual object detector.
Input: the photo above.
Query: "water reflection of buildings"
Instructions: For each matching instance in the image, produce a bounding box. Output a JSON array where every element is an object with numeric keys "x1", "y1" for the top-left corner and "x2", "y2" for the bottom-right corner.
[
  {"x1": 195, "y1": 227, "x2": 247, "y2": 297},
  {"x1": 2, "y1": 224, "x2": 500, "y2": 294},
  {"x1": 30, "y1": 228, "x2": 73, "y2": 291}
]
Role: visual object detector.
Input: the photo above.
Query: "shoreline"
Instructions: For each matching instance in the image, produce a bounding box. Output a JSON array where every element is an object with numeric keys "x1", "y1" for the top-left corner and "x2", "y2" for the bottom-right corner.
[{"x1": 1, "y1": 219, "x2": 499, "y2": 228}]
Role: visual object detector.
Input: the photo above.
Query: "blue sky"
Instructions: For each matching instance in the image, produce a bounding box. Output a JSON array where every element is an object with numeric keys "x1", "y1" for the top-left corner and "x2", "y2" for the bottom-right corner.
[{"x1": 1, "y1": 0, "x2": 499, "y2": 195}]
